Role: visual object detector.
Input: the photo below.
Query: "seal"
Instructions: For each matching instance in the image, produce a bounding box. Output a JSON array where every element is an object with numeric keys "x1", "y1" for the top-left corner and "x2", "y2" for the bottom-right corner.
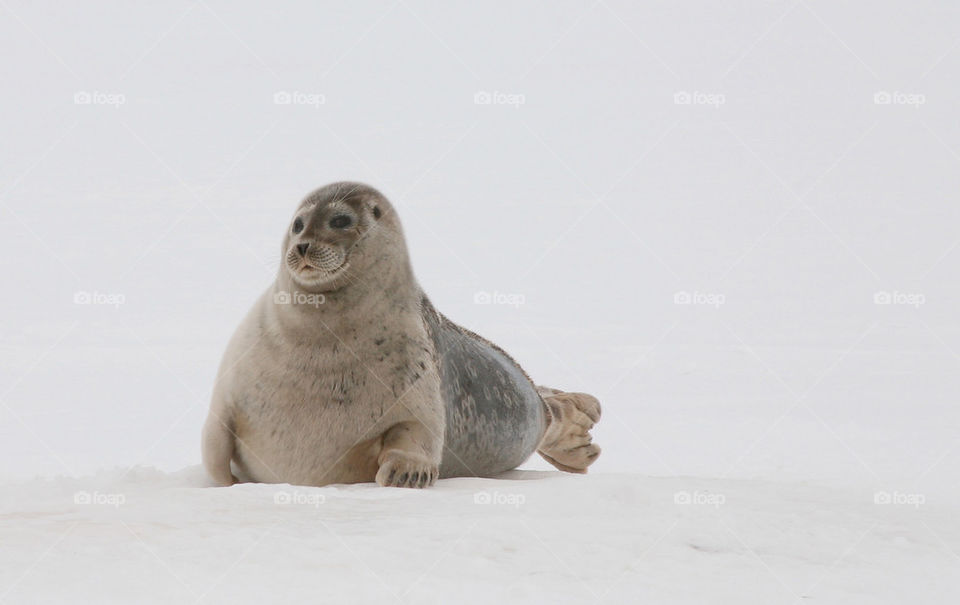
[{"x1": 202, "y1": 182, "x2": 601, "y2": 488}]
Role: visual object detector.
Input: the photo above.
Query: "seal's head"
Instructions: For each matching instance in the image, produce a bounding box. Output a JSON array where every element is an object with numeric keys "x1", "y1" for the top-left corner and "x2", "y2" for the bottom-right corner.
[{"x1": 282, "y1": 182, "x2": 398, "y2": 292}]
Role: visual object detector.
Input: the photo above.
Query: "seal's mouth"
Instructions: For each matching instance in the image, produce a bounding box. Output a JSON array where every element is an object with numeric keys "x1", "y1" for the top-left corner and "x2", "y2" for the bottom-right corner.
[{"x1": 290, "y1": 259, "x2": 349, "y2": 287}]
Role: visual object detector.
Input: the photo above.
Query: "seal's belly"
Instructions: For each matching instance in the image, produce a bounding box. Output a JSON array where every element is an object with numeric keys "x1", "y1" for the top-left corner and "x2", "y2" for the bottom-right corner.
[
  {"x1": 228, "y1": 353, "x2": 397, "y2": 486},
  {"x1": 234, "y1": 418, "x2": 382, "y2": 485}
]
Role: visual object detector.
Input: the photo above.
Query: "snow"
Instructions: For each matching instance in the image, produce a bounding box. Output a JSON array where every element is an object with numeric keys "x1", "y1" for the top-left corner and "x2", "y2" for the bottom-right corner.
[
  {"x1": 3, "y1": 468, "x2": 958, "y2": 604},
  {"x1": 2, "y1": 0, "x2": 960, "y2": 602}
]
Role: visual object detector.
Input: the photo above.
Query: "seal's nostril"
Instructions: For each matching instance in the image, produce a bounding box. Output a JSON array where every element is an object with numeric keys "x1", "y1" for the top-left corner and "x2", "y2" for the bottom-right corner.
[{"x1": 296, "y1": 243, "x2": 310, "y2": 256}]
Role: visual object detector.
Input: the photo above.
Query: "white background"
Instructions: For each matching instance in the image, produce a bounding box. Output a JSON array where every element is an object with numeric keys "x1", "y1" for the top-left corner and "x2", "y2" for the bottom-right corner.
[{"x1": 1, "y1": 2, "x2": 958, "y2": 603}]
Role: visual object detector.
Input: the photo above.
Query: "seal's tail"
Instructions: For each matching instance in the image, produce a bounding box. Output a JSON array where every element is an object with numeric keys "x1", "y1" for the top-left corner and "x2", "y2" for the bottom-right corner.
[{"x1": 535, "y1": 386, "x2": 601, "y2": 473}]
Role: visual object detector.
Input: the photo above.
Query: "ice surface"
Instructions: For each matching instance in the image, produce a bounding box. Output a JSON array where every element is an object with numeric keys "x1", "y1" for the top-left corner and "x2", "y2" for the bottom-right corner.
[{"x1": 3, "y1": 469, "x2": 958, "y2": 604}]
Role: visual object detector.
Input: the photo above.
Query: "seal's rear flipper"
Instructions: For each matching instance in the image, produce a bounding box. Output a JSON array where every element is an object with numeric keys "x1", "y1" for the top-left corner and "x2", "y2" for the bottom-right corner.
[{"x1": 535, "y1": 388, "x2": 601, "y2": 473}]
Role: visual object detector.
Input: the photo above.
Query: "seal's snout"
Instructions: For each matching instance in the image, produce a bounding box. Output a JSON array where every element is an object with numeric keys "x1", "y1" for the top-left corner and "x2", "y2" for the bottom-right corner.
[{"x1": 296, "y1": 243, "x2": 310, "y2": 256}]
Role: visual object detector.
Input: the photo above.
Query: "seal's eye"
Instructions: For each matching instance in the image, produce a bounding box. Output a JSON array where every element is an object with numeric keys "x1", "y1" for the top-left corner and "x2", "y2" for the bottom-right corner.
[
  {"x1": 292, "y1": 217, "x2": 304, "y2": 234},
  {"x1": 373, "y1": 206, "x2": 382, "y2": 219},
  {"x1": 329, "y1": 214, "x2": 352, "y2": 229}
]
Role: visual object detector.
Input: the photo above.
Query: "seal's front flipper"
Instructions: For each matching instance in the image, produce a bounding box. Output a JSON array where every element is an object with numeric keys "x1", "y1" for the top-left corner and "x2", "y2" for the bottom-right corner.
[
  {"x1": 202, "y1": 410, "x2": 239, "y2": 486},
  {"x1": 376, "y1": 421, "x2": 442, "y2": 488},
  {"x1": 536, "y1": 389, "x2": 601, "y2": 473}
]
